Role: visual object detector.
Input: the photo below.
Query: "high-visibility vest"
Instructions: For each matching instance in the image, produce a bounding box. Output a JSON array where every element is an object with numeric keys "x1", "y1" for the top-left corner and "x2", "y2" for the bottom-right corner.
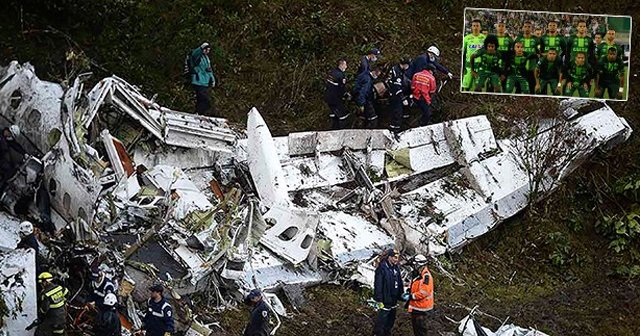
[
  {"x1": 407, "y1": 266, "x2": 434, "y2": 313},
  {"x1": 41, "y1": 285, "x2": 69, "y2": 312}
]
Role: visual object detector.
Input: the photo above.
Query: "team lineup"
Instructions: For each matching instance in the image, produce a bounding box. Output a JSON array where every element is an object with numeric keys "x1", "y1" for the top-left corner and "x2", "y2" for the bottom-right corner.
[{"x1": 461, "y1": 12, "x2": 629, "y2": 100}]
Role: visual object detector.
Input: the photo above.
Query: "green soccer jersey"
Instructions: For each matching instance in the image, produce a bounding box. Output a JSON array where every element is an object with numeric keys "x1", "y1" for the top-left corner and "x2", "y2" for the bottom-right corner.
[
  {"x1": 565, "y1": 61, "x2": 593, "y2": 85},
  {"x1": 598, "y1": 56, "x2": 624, "y2": 83},
  {"x1": 598, "y1": 41, "x2": 624, "y2": 61},
  {"x1": 497, "y1": 35, "x2": 514, "y2": 53},
  {"x1": 539, "y1": 34, "x2": 566, "y2": 55},
  {"x1": 514, "y1": 35, "x2": 539, "y2": 70},
  {"x1": 463, "y1": 33, "x2": 487, "y2": 65},
  {"x1": 472, "y1": 49, "x2": 504, "y2": 74},
  {"x1": 536, "y1": 57, "x2": 563, "y2": 80},
  {"x1": 508, "y1": 52, "x2": 536, "y2": 77},
  {"x1": 567, "y1": 35, "x2": 594, "y2": 62}
]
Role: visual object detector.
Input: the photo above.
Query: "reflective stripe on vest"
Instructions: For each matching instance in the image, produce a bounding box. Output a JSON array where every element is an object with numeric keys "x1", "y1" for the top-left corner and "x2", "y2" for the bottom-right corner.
[
  {"x1": 148, "y1": 300, "x2": 172, "y2": 317},
  {"x1": 45, "y1": 286, "x2": 68, "y2": 309},
  {"x1": 408, "y1": 266, "x2": 434, "y2": 313}
]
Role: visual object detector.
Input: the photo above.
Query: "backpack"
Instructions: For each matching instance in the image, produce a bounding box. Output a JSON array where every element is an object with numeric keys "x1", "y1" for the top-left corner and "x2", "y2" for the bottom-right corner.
[
  {"x1": 182, "y1": 52, "x2": 193, "y2": 84},
  {"x1": 182, "y1": 50, "x2": 202, "y2": 84}
]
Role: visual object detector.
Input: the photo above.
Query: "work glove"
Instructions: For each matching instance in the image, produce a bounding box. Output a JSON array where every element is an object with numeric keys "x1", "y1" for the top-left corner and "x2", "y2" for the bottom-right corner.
[
  {"x1": 164, "y1": 333, "x2": 172, "y2": 336},
  {"x1": 401, "y1": 292, "x2": 411, "y2": 302},
  {"x1": 447, "y1": 72, "x2": 454, "y2": 80},
  {"x1": 375, "y1": 302, "x2": 385, "y2": 310}
]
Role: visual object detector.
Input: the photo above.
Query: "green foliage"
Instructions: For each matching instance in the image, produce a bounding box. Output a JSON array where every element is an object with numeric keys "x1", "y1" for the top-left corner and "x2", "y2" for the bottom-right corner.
[
  {"x1": 614, "y1": 173, "x2": 640, "y2": 201},
  {"x1": 597, "y1": 207, "x2": 640, "y2": 253},
  {"x1": 612, "y1": 264, "x2": 640, "y2": 278},
  {"x1": 565, "y1": 209, "x2": 584, "y2": 232},
  {"x1": 547, "y1": 232, "x2": 572, "y2": 267}
]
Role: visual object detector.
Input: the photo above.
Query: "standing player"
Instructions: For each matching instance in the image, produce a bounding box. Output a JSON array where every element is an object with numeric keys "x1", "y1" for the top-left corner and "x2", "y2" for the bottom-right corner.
[
  {"x1": 496, "y1": 21, "x2": 514, "y2": 54},
  {"x1": 539, "y1": 20, "x2": 567, "y2": 59},
  {"x1": 534, "y1": 27, "x2": 543, "y2": 38},
  {"x1": 566, "y1": 20, "x2": 595, "y2": 67},
  {"x1": 505, "y1": 41, "x2": 537, "y2": 94},
  {"x1": 514, "y1": 21, "x2": 540, "y2": 93},
  {"x1": 496, "y1": 21, "x2": 514, "y2": 91},
  {"x1": 564, "y1": 51, "x2": 594, "y2": 98},
  {"x1": 599, "y1": 29, "x2": 624, "y2": 61},
  {"x1": 535, "y1": 48, "x2": 564, "y2": 95},
  {"x1": 462, "y1": 19, "x2": 487, "y2": 91},
  {"x1": 593, "y1": 31, "x2": 604, "y2": 59},
  {"x1": 470, "y1": 35, "x2": 504, "y2": 93},
  {"x1": 595, "y1": 47, "x2": 625, "y2": 99}
]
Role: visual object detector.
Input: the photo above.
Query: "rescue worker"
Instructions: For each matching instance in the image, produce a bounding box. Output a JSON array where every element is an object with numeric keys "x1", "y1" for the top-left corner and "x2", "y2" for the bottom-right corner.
[
  {"x1": 353, "y1": 67, "x2": 382, "y2": 129},
  {"x1": 0, "y1": 125, "x2": 26, "y2": 188},
  {"x1": 407, "y1": 45, "x2": 454, "y2": 81},
  {"x1": 406, "y1": 254, "x2": 434, "y2": 336},
  {"x1": 357, "y1": 48, "x2": 381, "y2": 77},
  {"x1": 17, "y1": 221, "x2": 40, "y2": 253},
  {"x1": 94, "y1": 293, "x2": 122, "y2": 336},
  {"x1": 387, "y1": 57, "x2": 411, "y2": 132},
  {"x1": 324, "y1": 58, "x2": 351, "y2": 130},
  {"x1": 88, "y1": 269, "x2": 116, "y2": 311},
  {"x1": 189, "y1": 42, "x2": 216, "y2": 116},
  {"x1": 373, "y1": 248, "x2": 403, "y2": 336},
  {"x1": 411, "y1": 64, "x2": 437, "y2": 126},
  {"x1": 141, "y1": 284, "x2": 175, "y2": 336},
  {"x1": 243, "y1": 289, "x2": 271, "y2": 336},
  {"x1": 356, "y1": 48, "x2": 382, "y2": 77},
  {"x1": 32, "y1": 272, "x2": 69, "y2": 336},
  {"x1": 17, "y1": 220, "x2": 45, "y2": 273}
]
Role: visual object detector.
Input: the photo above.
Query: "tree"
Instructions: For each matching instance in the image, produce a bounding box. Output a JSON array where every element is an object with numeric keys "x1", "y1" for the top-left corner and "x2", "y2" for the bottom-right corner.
[{"x1": 509, "y1": 113, "x2": 594, "y2": 210}]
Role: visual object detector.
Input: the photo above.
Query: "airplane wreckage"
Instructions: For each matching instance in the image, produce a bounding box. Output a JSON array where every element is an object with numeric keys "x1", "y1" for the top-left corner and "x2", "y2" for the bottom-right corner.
[{"x1": 0, "y1": 61, "x2": 632, "y2": 335}]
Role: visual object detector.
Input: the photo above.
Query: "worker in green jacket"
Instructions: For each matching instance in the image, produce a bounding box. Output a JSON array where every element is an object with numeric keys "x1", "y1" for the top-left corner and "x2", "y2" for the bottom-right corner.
[{"x1": 189, "y1": 42, "x2": 216, "y2": 116}]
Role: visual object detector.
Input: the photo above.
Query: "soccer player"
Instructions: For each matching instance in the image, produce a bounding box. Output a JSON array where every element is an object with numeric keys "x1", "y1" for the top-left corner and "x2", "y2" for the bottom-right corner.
[
  {"x1": 599, "y1": 29, "x2": 624, "y2": 61},
  {"x1": 593, "y1": 31, "x2": 604, "y2": 58},
  {"x1": 535, "y1": 48, "x2": 564, "y2": 95},
  {"x1": 595, "y1": 47, "x2": 625, "y2": 99},
  {"x1": 505, "y1": 41, "x2": 538, "y2": 94},
  {"x1": 566, "y1": 20, "x2": 595, "y2": 67},
  {"x1": 514, "y1": 21, "x2": 540, "y2": 93},
  {"x1": 496, "y1": 21, "x2": 514, "y2": 54},
  {"x1": 564, "y1": 51, "x2": 593, "y2": 98},
  {"x1": 470, "y1": 35, "x2": 504, "y2": 93},
  {"x1": 534, "y1": 27, "x2": 543, "y2": 38},
  {"x1": 539, "y1": 20, "x2": 567, "y2": 59},
  {"x1": 462, "y1": 19, "x2": 487, "y2": 91},
  {"x1": 496, "y1": 21, "x2": 514, "y2": 91}
]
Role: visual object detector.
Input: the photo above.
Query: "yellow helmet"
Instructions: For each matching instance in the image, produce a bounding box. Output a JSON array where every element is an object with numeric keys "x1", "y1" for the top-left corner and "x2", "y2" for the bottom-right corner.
[{"x1": 38, "y1": 272, "x2": 53, "y2": 282}]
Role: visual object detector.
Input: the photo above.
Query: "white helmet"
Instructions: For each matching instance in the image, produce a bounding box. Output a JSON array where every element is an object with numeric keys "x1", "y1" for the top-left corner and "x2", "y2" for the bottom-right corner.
[
  {"x1": 426, "y1": 46, "x2": 441, "y2": 58},
  {"x1": 103, "y1": 293, "x2": 117, "y2": 307},
  {"x1": 19, "y1": 221, "x2": 33, "y2": 236},
  {"x1": 9, "y1": 125, "x2": 20, "y2": 138},
  {"x1": 413, "y1": 254, "x2": 428, "y2": 264}
]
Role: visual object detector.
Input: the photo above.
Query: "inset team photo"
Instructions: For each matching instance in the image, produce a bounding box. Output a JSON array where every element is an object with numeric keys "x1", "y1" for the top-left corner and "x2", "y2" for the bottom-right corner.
[{"x1": 461, "y1": 8, "x2": 631, "y2": 101}]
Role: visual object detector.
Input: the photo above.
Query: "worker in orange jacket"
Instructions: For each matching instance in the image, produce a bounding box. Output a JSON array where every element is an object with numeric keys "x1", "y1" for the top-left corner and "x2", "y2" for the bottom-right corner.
[
  {"x1": 406, "y1": 254, "x2": 433, "y2": 336},
  {"x1": 411, "y1": 64, "x2": 437, "y2": 126}
]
